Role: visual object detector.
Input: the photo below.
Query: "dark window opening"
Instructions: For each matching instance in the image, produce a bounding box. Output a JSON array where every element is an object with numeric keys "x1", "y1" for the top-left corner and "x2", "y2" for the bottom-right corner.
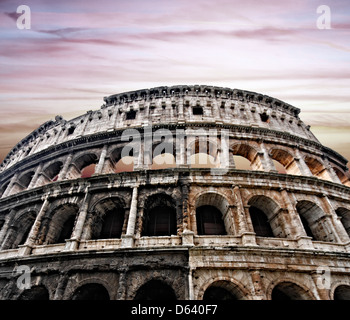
[
  {"x1": 249, "y1": 206, "x2": 274, "y2": 237},
  {"x1": 134, "y1": 280, "x2": 176, "y2": 300},
  {"x1": 260, "y1": 113, "x2": 269, "y2": 122},
  {"x1": 126, "y1": 110, "x2": 137, "y2": 120},
  {"x1": 56, "y1": 215, "x2": 76, "y2": 243},
  {"x1": 18, "y1": 225, "x2": 32, "y2": 246},
  {"x1": 67, "y1": 126, "x2": 75, "y2": 135},
  {"x1": 193, "y1": 107, "x2": 203, "y2": 115},
  {"x1": 203, "y1": 286, "x2": 237, "y2": 300},
  {"x1": 143, "y1": 206, "x2": 177, "y2": 236},
  {"x1": 196, "y1": 205, "x2": 226, "y2": 235},
  {"x1": 72, "y1": 284, "x2": 110, "y2": 300},
  {"x1": 99, "y1": 209, "x2": 124, "y2": 239},
  {"x1": 300, "y1": 215, "x2": 314, "y2": 239},
  {"x1": 18, "y1": 286, "x2": 49, "y2": 300}
]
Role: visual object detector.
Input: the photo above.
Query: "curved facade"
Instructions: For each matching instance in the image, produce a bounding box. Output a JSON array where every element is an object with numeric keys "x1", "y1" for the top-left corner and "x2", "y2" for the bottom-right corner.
[{"x1": 0, "y1": 85, "x2": 350, "y2": 300}]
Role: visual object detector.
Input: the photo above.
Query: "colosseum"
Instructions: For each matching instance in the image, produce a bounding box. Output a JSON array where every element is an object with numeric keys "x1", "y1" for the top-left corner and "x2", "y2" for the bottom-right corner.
[{"x1": 0, "y1": 85, "x2": 350, "y2": 300}]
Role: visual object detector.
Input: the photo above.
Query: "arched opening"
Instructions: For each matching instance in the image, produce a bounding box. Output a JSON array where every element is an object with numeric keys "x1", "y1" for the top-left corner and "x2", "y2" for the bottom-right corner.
[
  {"x1": 203, "y1": 281, "x2": 245, "y2": 300},
  {"x1": 296, "y1": 201, "x2": 336, "y2": 242},
  {"x1": 272, "y1": 159, "x2": 287, "y2": 174},
  {"x1": 189, "y1": 138, "x2": 217, "y2": 168},
  {"x1": 44, "y1": 161, "x2": 63, "y2": 182},
  {"x1": 134, "y1": 280, "x2": 177, "y2": 300},
  {"x1": 336, "y1": 207, "x2": 350, "y2": 237},
  {"x1": 81, "y1": 163, "x2": 96, "y2": 178},
  {"x1": 18, "y1": 171, "x2": 35, "y2": 189},
  {"x1": 2, "y1": 211, "x2": 37, "y2": 249},
  {"x1": 333, "y1": 167, "x2": 350, "y2": 187},
  {"x1": 270, "y1": 149, "x2": 301, "y2": 175},
  {"x1": 90, "y1": 198, "x2": 126, "y2": 240},
  {"x1": 248, "y1": 196, "x2": 282, "y2": 238},
  {"x1": 304, "y1": 156, "x2": 332, "y2": 181},
  {"x1": 43, "y1": 204, "x2": 79, "y2": 245},
  {"x1": 65, "y1": 153, "x2": 98, "y2": 179},
  {"x1": 72, "y1": 283, "x2": 110, "y2": 300},
  {"x1": 151, "y1": 141, "x2": 176, "y2": 170},
  {"x1": 271, "y1": 282, "x2": 312, "y2": 300},
  {"x1": 0, "y1": 181, "x2": 9, "y2": 198},
  {"x1": 18, "y1": 285, "x2": 49, "y2": 300},
  {"x1": 249, "y1": 206, "x2": 274, "y2": 237},
  {"x1": 333, "y1": 285, "x2": 350, "y2": 300},
  {"x1": 142, "y1": 194, "x2": 177, "y2": 237},
  {"x1": 233, "y1": 155, "x2": 252, "y2": 170},
  {"x1": 195, "y1": 192, "x2": 231, "y2": 235},
  {"x1": 111, "y1": 146, "x2": 134, "y2": 173},
  {"x1": 196, "y1": 205, "x2": 226, "y2": 235},
  {"x1": 56, "y1": 215, "x2": 76, "y2": 244},
  {"x1": 231, "y1": 144, "x2": 262, "y2": 171}
]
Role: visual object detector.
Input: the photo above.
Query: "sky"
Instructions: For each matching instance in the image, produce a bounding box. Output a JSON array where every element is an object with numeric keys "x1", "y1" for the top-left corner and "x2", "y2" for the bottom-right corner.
[{"x1": 0, "y1": 0, "x2": 350, "y2": 168}]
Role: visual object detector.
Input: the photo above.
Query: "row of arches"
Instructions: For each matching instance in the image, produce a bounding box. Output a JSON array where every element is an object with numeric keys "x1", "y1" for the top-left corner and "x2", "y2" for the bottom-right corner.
[
  {"x1": 1, "y1": 191, "x2": 350, "y2": 251},
  {"x1": 1, "y1": 137, "x2": 349, "y2": 198},
  {"x1": 16, "y1": 279, "x2": 350, "y2": 300}
]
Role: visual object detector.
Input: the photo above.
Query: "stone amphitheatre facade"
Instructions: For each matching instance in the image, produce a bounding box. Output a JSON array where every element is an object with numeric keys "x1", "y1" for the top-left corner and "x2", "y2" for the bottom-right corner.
[{"x1": 0, "y1": 85, "x2": 350, "y2": 300}]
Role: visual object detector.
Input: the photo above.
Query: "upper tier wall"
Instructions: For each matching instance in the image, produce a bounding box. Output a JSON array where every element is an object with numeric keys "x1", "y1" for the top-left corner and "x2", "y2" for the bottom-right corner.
[{"x1": 0, "y1": 85, "x2": 322, "y2": 173}]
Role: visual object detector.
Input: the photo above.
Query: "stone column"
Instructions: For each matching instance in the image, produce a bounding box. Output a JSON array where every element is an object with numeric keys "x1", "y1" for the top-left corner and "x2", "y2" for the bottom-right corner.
[
  {"x1": 94, "y1": 145, "x2": 108, "y2": 174},
  {"x1": 18, "y1": 196, "x2": 50, "y2": 256},
  {"x1": 57, "y1": 153, "x2": 73, "y2": 181},
  {"x1": 258, "y1": 141, "x2": 276, "y2": 172},
  {"x1": 251, "y1": 270, "x2": 266, "y2": 300},
  {"x1": 0, "y1": 211, "x2": 14, "y2": 247},
  {"x1": 294, "y1": 148, "x2": 313, "y2": 177},
  {"x1": 280, "y1": 189, "x2": 314, "y2": 249},
  {"x1": 232, "y1": 186, "x2": 256, "y2": 245},
  {"x1": 65, "y1": 188, "x2": 91, "y2": 251},
  {"x1": 28, "y1": 163, "x2": 43, "y2": 189},
  {"x1": 116, "y1": 268, "x2": 128, "y2": 300},
  {"x1": 176, "y1": 129, "x2": 186, "y2": 167},
  {"x1": 53, "y1": 272, "x2": 69, "y2": 300},
  {"x1": 2, "y1": 173, "x2": 19, "y2": 198},
  {"x1": 122, "y1": 186, "x2": 139, "y2": 247},
  {"x1": 311, "y1": 271, "x2": 331, "y2": 300}
]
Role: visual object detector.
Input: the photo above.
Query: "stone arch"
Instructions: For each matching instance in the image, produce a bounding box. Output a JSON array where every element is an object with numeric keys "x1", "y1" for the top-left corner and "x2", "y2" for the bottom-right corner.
[
  {"x1": 35, "y1": 161, "x2": 63, "y2": 187},
  {"x1": 335, "y1": 207, "x2": 350, "y2": 238},
  {"x1": 9, "y1": 170, "x2": 35, "y2": 194},
  {"x1": 110, "y1": 145, "x2": 134, "y2": 173},
  {"x1": 0, "y1": 181, "x2": 10, "y2": 198},
  {"x1": 17, "y1": 285, "x2": 50, "y2": 300},
  {"x1": 141, "y1": 193, "x2": 177, "y2": 236},
  {"x1": 194, "y1": 191, "x2": 232, "y2": 235},
  {"x1": 247, "y1": 195, "x2": 284, "y2": 238},
  {"x1": 43, "y1": 161, "x2": 63, "y2": 182},
  {"x1": 187, "y1": 134, "x2": 219, "y2": 168},
  {"x1": 89, "y1": 197, "x2": 127, "y2": 240},
  {"x1": 296, "y1": 200, "x2": 337, "y2": 242},
  {"x1": 134, "y1": 279, "x2": 177, "y2": 300},
  {"x1": 304, "y1": 156, "x2": 332, "y2": 181},
  {"x1": 333, "y1": 167, "x2": 350, "y2": 187},
  {"x1": 40, "y1": 203, "x2": 79, "y2": 245},
  {"x1": 202, "y1": 279, "x2": 247, "y2": 300},
  {"x1": 332, "y1": 284, "x2": 350, "y2": 300},
  {"x1": 270, "y1": 281, "x2": 314, "y2": 300},
  {"x1": 231, "y1": 143, "x2": 262, "y2": 171},
  {"x1": 1, "y1": 210, "x2": 37, "y2": 250},
  {"x1": 71, "y1": 283, "x2": 110, "y2": 300},
  {"x1": 67, "y1": 152, "x2": 98, "y2": 179},
  {"x1": 269, "y1": 148, "x2": 301, "y2": 175},
  {"x1": 151, "y1": 135, "x2": 176, "y2": 170}
]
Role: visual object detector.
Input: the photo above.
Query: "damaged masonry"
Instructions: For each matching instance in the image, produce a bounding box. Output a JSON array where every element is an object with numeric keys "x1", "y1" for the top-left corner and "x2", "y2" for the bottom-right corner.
[{"x1": 0, "y1": 85, "x2": 350, "y2": 300}]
